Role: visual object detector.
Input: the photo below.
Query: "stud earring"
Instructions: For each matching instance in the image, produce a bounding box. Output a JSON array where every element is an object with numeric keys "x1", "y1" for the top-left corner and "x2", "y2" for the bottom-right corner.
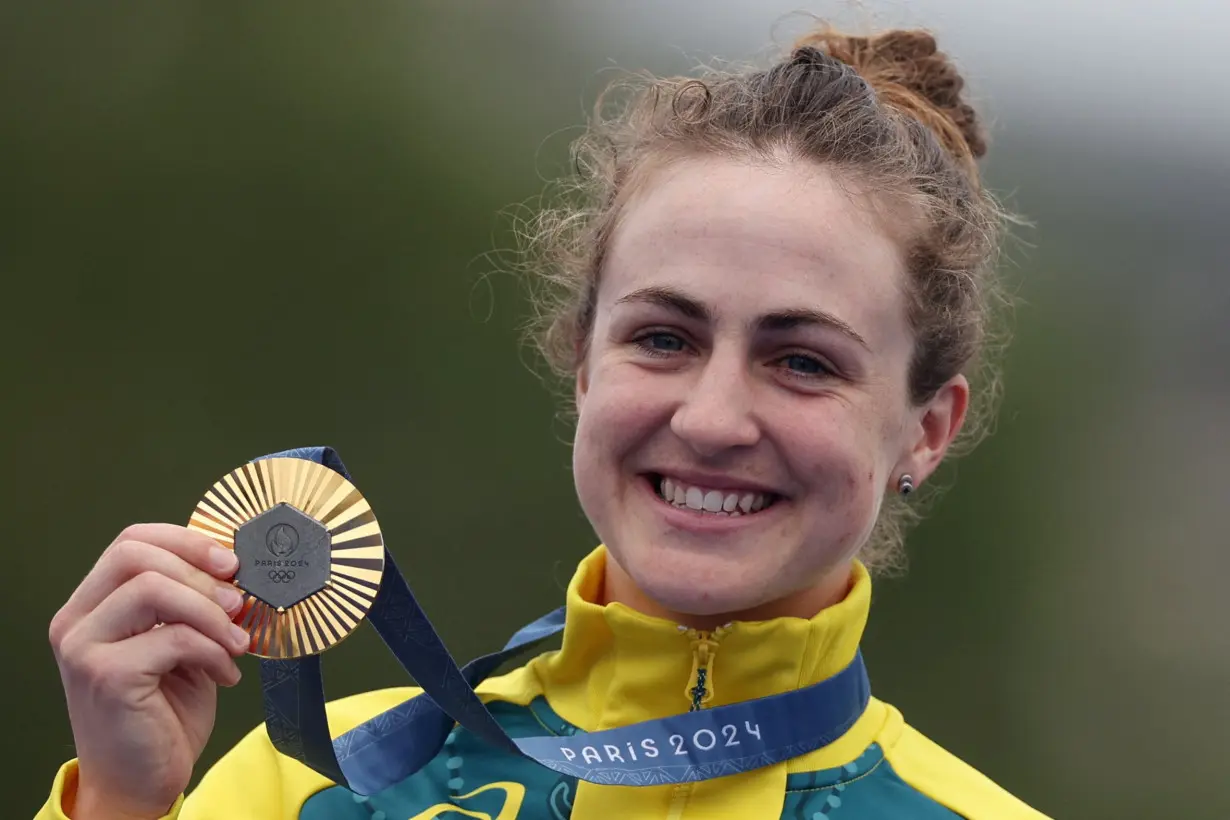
[{"x1": 897, "y1": 474, "x2": 914, "y2": 496}]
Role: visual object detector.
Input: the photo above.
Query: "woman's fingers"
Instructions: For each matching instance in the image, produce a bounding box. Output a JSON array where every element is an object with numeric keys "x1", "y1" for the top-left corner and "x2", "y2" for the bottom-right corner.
[
  {"x1": 52, "y1": 524, "x2": 239, "y2": 644},
  {"x1": 121, "y1": 623, "x2": 243, "y2": 687},
  {"x1": 70, "y1": 571, "x2": 250, "y2": 654}
]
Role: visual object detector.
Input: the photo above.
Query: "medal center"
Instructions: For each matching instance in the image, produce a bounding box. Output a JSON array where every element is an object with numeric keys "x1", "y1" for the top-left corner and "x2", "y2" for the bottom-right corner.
[{"x1": 234, "y1": 503, "x2": 331, "y2": 609}]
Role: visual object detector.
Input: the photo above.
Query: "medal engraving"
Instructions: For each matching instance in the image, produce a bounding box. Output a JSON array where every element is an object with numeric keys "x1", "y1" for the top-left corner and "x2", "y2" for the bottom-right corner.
[{"x1": 234, "y1": 503, "x2": 331, "y2": 610}]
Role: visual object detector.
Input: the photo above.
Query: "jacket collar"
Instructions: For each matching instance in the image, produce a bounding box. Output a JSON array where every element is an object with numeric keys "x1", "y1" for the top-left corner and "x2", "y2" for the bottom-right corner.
[{"x1": 529, "y1": 545, "x2": 871, "y2": 732}]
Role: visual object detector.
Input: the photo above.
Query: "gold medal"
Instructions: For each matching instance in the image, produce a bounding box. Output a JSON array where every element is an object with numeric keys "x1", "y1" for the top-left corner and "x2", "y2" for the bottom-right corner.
[{"x1": 188, "y1": 457, "x2": 384, "y2": 659}]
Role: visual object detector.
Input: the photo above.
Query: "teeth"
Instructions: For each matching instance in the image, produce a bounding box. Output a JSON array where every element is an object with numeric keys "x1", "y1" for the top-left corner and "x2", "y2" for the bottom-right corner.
[{"x1": 657, "y1": 476, "x2": 773, "y2": 516}]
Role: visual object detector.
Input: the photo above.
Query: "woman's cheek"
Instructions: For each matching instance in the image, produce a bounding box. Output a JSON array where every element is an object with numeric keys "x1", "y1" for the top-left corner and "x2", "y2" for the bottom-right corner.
[
  {"x1": 589, "y1": 366, "x2": 674, "y2": 440},
  {"x1": 572, "y1": 375, "x2": 655, "y2": 497},
  {"x1": 790, "y1": 421, "x2": 884, "y2": 545},
  {"x1": 571, "y1": 427, "x2": 615, "y2": 547},
  {"x1": 778, "y1": 411, "x2": 865, "y2": 502}
]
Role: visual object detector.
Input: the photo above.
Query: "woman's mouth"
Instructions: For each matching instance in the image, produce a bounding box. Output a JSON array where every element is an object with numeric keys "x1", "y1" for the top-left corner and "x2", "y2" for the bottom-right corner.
[{"x1": 647, "y1": 474, "x2": 781, "y2": 517}]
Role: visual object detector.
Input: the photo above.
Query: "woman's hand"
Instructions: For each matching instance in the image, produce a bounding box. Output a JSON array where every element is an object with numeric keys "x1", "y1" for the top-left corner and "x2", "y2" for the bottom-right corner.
[{"x1": 49, "y1": 524, "x2": 251, "y2": 820}]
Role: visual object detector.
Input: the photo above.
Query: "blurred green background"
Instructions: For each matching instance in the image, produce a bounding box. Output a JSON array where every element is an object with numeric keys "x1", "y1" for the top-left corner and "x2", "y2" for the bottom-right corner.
[{"x1": 5, "y1": 3, "x2": 1227, "y2": 818}]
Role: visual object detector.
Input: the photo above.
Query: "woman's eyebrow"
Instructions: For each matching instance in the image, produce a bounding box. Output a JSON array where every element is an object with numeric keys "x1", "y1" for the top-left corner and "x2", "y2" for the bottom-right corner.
[
  {"x1": 757, "y1": 308, "x2": 869, "y2": 350},
  {"x1": 615, "y1": 286, "x2": 709, "y2": 321}
]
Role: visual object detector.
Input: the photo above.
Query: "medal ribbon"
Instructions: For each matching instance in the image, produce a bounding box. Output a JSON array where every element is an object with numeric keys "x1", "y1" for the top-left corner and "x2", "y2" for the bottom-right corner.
[{"x1": 254, "y1": 447, "x2": 871, "y2": 796}]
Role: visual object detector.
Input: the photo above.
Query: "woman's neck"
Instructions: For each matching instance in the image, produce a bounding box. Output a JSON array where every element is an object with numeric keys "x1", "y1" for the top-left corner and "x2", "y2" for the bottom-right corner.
[{"x1": 601, "y1": 557, "x2": 855, "y2": 630}]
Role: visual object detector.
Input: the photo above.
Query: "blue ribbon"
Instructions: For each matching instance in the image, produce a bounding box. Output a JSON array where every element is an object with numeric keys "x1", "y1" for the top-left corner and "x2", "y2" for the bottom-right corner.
[{"x1": 254, "y1": 447, "x2": 871, "y2": 796}]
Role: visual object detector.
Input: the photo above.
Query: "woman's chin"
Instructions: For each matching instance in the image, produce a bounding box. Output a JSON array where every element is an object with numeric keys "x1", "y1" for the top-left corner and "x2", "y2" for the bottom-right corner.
[
  {"x1": 647, "y1": 588, "x2": 765, "y2": 622},
  {"x1": 604, "y1": 534, "x2": 855, "y2": 626},
  {"x1": 616, "y1": 548, "x2": 783, "y2": 622}
]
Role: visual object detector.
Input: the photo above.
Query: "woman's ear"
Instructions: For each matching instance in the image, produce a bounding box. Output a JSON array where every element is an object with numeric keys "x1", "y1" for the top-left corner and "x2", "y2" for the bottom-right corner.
[{"x1": 898, "y1": 374, "x2": 969, "y2": 487}]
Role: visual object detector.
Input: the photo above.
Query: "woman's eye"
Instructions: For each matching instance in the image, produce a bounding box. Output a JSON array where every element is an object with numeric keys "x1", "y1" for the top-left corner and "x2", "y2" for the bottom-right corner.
[
  {"x1": 635, "y1": 332, "x2": 687, "y2": 356},
  {"x1": 778, "y1": 353, "x2": 832, "y2": 377}
]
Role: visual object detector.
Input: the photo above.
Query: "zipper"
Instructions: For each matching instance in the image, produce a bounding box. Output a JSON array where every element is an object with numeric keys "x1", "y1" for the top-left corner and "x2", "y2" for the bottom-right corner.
[
  {"x1": 681, "y1": 624, "x2": 729, "y2": 711},
  {"x1": 668, "y1": 624, "x2": 731, "y2": 819},
  {"x1": 666, "y1": 784, "x2": 692, "y2": 820}
]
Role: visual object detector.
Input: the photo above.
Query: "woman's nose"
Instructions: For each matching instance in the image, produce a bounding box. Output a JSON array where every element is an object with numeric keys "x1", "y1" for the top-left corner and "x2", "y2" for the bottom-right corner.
[{"x1": 669, "y1": 354, "x2": 761, "y2": 457}]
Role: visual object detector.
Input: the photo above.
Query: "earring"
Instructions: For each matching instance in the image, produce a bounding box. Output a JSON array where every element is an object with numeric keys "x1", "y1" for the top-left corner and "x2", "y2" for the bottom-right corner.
[{"x1": 897, "y1": 474, "x2": 914, "y2": 496}]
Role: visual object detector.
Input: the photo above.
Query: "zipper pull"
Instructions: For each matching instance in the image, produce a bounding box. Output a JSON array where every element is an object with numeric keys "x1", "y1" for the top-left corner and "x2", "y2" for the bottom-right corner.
[
  {"x1": 689, "y1": 665, "x2": 710, "y2": 712},
  {"x1": 683, "y1": 627, "x2": 727, "y2": 711}
]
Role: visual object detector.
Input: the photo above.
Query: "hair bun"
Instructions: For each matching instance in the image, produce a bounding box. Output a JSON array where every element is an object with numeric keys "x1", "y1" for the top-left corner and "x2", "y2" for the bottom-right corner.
[{"x1": 793, "y1": 28, "x2": 987, "y2": 163}]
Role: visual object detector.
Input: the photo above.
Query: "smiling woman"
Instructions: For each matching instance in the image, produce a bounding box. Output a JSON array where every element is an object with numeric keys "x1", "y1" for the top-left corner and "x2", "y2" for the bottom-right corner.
[
  {"x1": 573, "y1": 158, "x2": 944, "y2": 629},
  {"x1": 38, "y1": 19, "x2": 1048, "y2": 820}
]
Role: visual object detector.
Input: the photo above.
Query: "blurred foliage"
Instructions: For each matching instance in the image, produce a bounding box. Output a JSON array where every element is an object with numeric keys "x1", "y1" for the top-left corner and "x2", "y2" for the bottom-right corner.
[{"x1": 4, "y1": 4, "x2": 1226, "y2": 818}]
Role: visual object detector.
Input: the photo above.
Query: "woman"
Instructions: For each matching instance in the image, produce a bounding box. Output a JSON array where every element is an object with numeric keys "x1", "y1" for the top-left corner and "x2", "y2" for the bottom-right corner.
[{"x1": 37, "y1": 22, "x2": 1051, "y2": 820}]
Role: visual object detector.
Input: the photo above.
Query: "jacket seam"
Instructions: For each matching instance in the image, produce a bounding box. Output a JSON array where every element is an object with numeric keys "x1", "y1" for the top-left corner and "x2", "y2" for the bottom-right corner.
[{"x1": 784, "y1": 755, "x2": 887, "y2": 794}]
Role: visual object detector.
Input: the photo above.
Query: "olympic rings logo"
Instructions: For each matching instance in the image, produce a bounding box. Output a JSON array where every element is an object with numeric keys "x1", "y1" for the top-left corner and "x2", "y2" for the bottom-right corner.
[{"x1": 268, "y1": 569, "x2": 297, "y2": 584}]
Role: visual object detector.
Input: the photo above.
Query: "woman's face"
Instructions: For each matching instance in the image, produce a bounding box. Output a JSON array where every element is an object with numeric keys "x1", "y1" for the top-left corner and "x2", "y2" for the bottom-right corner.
[{"x1": 572, "y1": 156, "x2": 965, "y2": 623}]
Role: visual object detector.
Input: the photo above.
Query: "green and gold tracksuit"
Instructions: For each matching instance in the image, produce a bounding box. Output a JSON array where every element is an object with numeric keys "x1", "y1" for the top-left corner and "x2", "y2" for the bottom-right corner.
[{"x1": 37, "y1": 546, "x2": 1051, "y2": 819}]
